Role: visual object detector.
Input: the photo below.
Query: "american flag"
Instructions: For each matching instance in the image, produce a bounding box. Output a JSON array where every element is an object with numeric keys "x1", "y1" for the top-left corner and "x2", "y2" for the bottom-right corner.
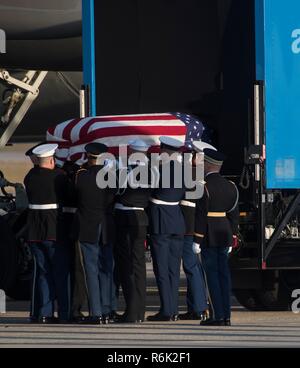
[
  {"x1": 47, "y1": 113, "x2": 188, "y2": 165},
  {"x1": 174, "y1": 112, "x2": 213, "y2": 149}
]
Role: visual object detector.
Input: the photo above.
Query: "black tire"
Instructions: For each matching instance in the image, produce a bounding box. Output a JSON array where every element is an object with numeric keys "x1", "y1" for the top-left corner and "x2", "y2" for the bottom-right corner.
[
  {"x1": 234, "y1": 289, "x2": 265, "y2": 311},
  {"x1": 255, "y1": 271, "x2": 291, "y2": 311},
  {"x1": 1, "y1": 211, "x2": 32, "y2": 301},
  {"x1": 0, "y1": 216, "x2": 18, "y2": 292},
  {"x1": 7, "y1": 211, "x2": 32, "y2": 301},
  {"x1": 256, "y1": 289, "x2": 289, "y2": 311},
  {"x1": 235, "y1": 270, "x2": 294, "y2": 311},
  {"x1": 6, "y1": 279, "x2": 31, "y2": 301}
]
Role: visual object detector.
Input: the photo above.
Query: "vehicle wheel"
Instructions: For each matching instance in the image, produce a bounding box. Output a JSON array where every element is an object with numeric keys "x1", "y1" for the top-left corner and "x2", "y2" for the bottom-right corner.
[
  {"x1": 0, "y1": 216, "x2": 18, "y2": 292},
  {"x1": 255, "y1": 271, "x2": 291, "y2": 311},
  {"x1": 6, "y1": 279, "x2": 31, "y2": 301},
  {"x1": 2, "y1": 211, "x2": 32, "y2": 301},
  {"x1": 234, "y1": 289, "x2": 265, "y2": 311}
]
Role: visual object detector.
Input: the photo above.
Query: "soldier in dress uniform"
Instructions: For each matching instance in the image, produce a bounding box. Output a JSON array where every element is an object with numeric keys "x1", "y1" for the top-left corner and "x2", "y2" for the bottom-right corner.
[
  {"x1": 99, "y1": 178, "x2": 119, "y2": 324},
  {"x1": 60, "y1": 159, "x2": 88, "y2": 323},
  {"x1": 147, "y1": 136, "x2": 186, "y2": 321},
  {"x1": 179, "y1": 143, "x2": 209, "y2": 321},
  {"x1": 25, "y1": 142, "x2": 46, "y2": 323},
  {"x1": 74, "y1": 142, "x2": 115, "y2": 325},
  {"x1": 114, "y1": 139, "x2": 153, "y2": 323},
  {"x1": 24, "y1": 144, "x2": 71, "y2": 324},
  {"x1": 193, "y1": 148, "x2": 239, "y2": 326}
]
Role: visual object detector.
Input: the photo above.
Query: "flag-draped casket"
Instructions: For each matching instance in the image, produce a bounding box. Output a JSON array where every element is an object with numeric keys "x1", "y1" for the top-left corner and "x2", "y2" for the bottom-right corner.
[{"x1": 46, "y1": 113, "x2": 206, "y2": 165}]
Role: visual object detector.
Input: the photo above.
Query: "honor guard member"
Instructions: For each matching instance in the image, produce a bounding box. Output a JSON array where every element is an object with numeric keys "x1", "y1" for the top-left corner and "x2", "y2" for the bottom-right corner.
[
  {"x1": 75, "y1": 142, "x2": 115, "y2": 325},
  {"x1": 25, "y1": 142, "x2": 47, "y2": 168},
  {"x1": 25, "y1": 142, "x2": 47, "y2": 323},
  {"x1": 61, "y1": 160, "x2": 88, "y2": 322},
  {"x1": 114, "y1": 139, "x2": 153, "y2": 323},
  {"x1": 24, "y1": 144, "x2": 71, "y2": 324},
  {"x1": 179, "y1": 142, "x2": 211, "y2": 321},
  {"x1": 193, "y1": 148, "x2": 239, "y2": 326},
  {"x1": 147, "y1": 136, "x2": 186, "y2": 321},
  {"x1": 99, "y1": 166, "x2": 119, "y2": 324}
]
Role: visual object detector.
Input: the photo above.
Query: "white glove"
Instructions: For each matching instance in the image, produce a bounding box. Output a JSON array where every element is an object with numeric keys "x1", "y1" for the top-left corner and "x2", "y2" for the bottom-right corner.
[{"x1": 192, "y1": 243, "x2": 201, "y2": 255}]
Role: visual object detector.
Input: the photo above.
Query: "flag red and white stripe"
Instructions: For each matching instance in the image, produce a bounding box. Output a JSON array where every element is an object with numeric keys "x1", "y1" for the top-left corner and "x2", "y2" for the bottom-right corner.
[{"x1": 46, "y1": 113, "x2": 187, "y2": 165}]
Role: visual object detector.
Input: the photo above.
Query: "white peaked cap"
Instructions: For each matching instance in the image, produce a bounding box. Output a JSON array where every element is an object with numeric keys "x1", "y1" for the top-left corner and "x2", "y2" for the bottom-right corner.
[
  {"x1": 193, "y1": 141, "x2": 217, "y2": 153},
  {"x1": 159, "y1": 136, "x2": 183, "y2": 149},
  {"x1": 129, "y1": 139, "x2": 150, "y2": 152},
  {"x1": 32, "y1": 143, "x2": 58, "y2": 158}
]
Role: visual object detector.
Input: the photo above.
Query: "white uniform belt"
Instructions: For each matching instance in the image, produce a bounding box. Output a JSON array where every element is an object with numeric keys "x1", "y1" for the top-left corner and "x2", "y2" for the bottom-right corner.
[
  {"x1": 28, "y1": 204, "x2": 58, "y2": 210},
  {"x1": 180, "y1": 200, "x2": 196, "y2": 208},
  {"x1": 115, "y1": 203, "x2": 144, "y2": 211},
  {"x1": 62, "y1": 207, "x2": 77, "y2": 214},
  {"x1": 150, "y1": 198, "x2": 180, "y2": 206}
]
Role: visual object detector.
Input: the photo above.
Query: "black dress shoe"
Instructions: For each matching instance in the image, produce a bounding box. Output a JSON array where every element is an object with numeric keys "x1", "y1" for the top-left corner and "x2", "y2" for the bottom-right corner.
[
  {"x1": 38, "y1": 317, "x2": 56, "y2": 325},
  {"x1": 224, "y1": 319, "x2": 231, "y2": 326},
  {"x1": 115, "y1": 315, "x2": 144, "y2": 324},
  {"x1": 59, "y1": 319, "x2": 71, "y2": 324},
  {"x1": 200, "y1": 318, "x2": 225, "y2": 326},
  {"x1": 106, "y1": 312, "x2": 123, "y2": 323},
  {"x1": 119, "y1": 319, "x2": 144, "y2": 324},
  {"x1": 72, "y1": 315, "x2": 87, "y2": 323},
  {"x1": 147, "y1": 313, "x2": 172, "y2": 322},
  {"x1": 80, "y1": 316, "x2": 103, "y2": 325},
  {"x1": 102, "y1": 315, "x2": 110, "y2": 325},
  {"x1": 179, "y1": 312, "x2": 203, "y2": 321},
  {"x1": 29, "y1": 316, "x2": 39, "y2": 324}
]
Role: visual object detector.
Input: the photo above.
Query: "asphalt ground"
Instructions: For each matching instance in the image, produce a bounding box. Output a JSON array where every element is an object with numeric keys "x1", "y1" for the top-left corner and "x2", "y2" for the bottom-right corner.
[{"x1": 1, "y1": 270, "x2": 300, "y2": 348}]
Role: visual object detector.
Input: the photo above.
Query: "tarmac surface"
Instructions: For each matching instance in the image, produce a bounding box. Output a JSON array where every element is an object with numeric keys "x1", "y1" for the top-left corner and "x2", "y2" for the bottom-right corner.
[
  {"x1": 1, "y1": 271, "x2": 300, "y2": 348},
  {"x1": 1, "y1": 308, "x2": 300, "y2": 348},
  {"x1": 1, "y1": 146, "x2": 300, "y2": 348}
]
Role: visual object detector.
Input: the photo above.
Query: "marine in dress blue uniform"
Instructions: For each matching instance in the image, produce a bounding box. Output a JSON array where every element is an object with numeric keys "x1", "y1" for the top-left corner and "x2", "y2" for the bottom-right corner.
[
  {"x1": 193, "y1": 148, "x2": 239, "y2": 326},
  {"x1": 25, "y1": 142, "x2": 47, "y2": 323},
  {"x1": 24, "y1": 144, "x2": 71, "y2": 324},
  {"x1": 147, "y1": 137, "x2": 186, "y2": 321}
]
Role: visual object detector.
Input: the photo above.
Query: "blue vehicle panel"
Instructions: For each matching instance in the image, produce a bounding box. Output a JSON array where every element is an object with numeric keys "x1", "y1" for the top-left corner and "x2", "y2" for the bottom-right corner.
[{"x1": 256, "y1": 0, "x2": 300, "y2": 188}]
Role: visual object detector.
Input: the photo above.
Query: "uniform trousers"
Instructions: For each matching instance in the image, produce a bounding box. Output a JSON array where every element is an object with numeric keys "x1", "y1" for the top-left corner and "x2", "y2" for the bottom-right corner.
[
  {"x1": 99, "y1": 242, "x2": 118, "y2": 315},
  {"x1": 115, "y1": 225, "x2": 147, "y2": 321},
  {"x1": 182, "y1": 235, "x2": 208, "y2": 313},
  {"x1": 71, "y1": 240, "x2": 88, "y2": 317},
  {"x1": 80, "y1": 238, "x2": 103, "y2": 317},
  {"x1": 201, "y1": 247, "x2": 231, "y2": 320},
  {"x1": 150, "y1": 234, "x2": 184, "y2": 317},
  {"x1": 30, "y1": 241, "x2": 71, "y2": 320},
  {"x1": 30, "y1": 256, "x2": 40, "y2": 319}
]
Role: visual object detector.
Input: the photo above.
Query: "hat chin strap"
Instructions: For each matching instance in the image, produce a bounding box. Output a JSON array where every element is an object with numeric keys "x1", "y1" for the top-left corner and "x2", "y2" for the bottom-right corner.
[
  {"x1": 204, "y1": 157, "x2": 223, "y2": 166},
  {"x1": 95, "y1": 155, "x2": 105, "y2": 165}
]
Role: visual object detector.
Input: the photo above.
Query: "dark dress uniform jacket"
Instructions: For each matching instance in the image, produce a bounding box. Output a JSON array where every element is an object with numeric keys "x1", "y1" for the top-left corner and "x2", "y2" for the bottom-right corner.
[
  {"x1": 24, "y1": 167, "x2": 68, "y2": 242},
  {"x1": 116, "y1": 164, "x2": 153, "y2": 227},
  {"x1": 74, "y1": 165, "x2": 115, "y2": 243},
  {"x1": 148, "y1": 161, "x2": 186, "y2": 235},
  {"x1": 101, "y1": 195, "x2": 117, "y2": 245},
  {"x1": 180, "y1": 167, "x2": 199, "y2": 235},
  {"x1": 194, "y1": 172, "x2": 239, "y2": 248},
  {"x1": 180, "y1": 198, "x2": 196, "y2": 235},
  {"x1": 60, "y1": 165, "x2": 80, "y2": 242}
]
